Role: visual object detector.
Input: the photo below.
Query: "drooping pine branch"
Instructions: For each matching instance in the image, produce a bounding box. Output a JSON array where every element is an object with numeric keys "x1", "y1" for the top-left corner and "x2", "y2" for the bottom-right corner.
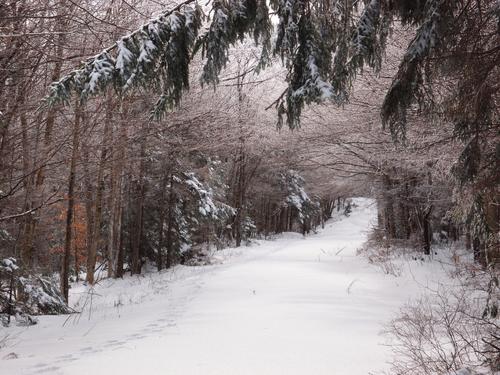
[
  {"x1": 197, "y1": 0, "x2": 272, "y2": 86},
  {"x1": 45, "y1": 0, "x2": 274, "y2": 119},
  {"x1": 280, "y1": 14, "x2": 336, "y2": 129},
  {"x1": 44, "y1": 0, "x2": 203, "y2": 119},
  {"x1": 45, "y1": 0, "x2": 469, "y2": 136},
  {"x1": 44, "y1": 0, "x2": 396, "y2": 126},
  {"x1": 348, "y1": 0, "x2": 385, "y2": 71},
  {"x1": 381, "y1": 0, "x2": 456, "y2": 140}
]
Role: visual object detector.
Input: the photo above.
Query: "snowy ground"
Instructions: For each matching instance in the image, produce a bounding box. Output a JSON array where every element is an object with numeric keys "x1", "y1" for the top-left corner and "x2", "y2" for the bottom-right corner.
[{"x1": 1, "y1": 198, "x2": 455, "y2": 374}]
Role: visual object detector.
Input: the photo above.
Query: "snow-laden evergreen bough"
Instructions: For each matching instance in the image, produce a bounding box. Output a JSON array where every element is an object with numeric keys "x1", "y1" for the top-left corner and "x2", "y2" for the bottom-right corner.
[
  {"x1": 0, "y1": 258, "x2": 71, "y2": 320},
  {"x1": 44, "y1": 0, "x2": 461, "y2": 132},
  {"x1": 281, "y1": 170, "x2": 319, "y2": 224}
]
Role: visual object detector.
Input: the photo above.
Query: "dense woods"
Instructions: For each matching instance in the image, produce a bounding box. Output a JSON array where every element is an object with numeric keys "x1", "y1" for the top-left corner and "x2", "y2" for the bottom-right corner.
[{"x1": 0, "y1": 0, "x2": 499, "y2": 373}]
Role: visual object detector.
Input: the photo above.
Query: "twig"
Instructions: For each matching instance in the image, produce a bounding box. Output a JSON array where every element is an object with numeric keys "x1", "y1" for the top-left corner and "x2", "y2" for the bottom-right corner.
[
  {"x1": 346, "y1": 279, "x2": 359, "y2": 294},
  {"x1": 335, "y1": 246, "x2": 346, "y2": 255}
]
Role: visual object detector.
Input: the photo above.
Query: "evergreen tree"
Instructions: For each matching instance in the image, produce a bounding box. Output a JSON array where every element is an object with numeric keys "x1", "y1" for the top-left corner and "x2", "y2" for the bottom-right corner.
[{"x1": 281, "y1": 170, "x2": 319, "y2": 227}]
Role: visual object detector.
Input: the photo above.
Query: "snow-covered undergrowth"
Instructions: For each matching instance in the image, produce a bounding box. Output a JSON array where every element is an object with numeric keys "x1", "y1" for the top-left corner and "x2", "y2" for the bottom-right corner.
[
  {"x1": 360, "y1": 224, "x2": 499, "y2": 374},
  {"x1": 0, "y1": 198, "x2": 466, "y2": 374}
]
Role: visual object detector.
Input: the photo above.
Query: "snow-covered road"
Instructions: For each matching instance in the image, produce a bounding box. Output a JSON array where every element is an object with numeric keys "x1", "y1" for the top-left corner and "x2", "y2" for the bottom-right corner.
[{"x1": 1, "y1": 198, "x2": 450, "y2": 374}]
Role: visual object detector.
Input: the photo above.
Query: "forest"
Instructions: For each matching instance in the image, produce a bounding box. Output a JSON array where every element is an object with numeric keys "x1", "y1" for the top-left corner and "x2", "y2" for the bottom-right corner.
[{"x1": 0, "y1": 0, "x2": 499, "y2": 374}]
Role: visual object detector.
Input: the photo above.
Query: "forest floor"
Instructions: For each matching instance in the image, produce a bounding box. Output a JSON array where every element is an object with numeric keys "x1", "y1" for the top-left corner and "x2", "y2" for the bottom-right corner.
[{"x1": 1, "y1": 198, "x2": 458, "y2": 374}]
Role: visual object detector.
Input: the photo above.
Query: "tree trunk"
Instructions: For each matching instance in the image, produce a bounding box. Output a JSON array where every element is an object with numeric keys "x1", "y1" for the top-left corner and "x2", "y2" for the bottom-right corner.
[
  {"x1": 465, "y1": 226, "x2": 471, "y2": 250},
  {"x1": 130, "y1": 126, "x2": 147, "y2": 275},
  {"x1": 115, "y1": 214, "x2": 125, "y2": 278},
  {"x1": 107, "y1": 104, "x2": 126, "y2": 278},
  {"x1": 382, "y1": 175, "x2": 396, "y2": 239},
  {"x1": 130, "y1": 179, "x2": 145, "y2": 275},
  {"x1": 61, "y1": 103, "x2": 80, "y2": 302},
  {"x1": 35, "y1": 13, "x2": 67, "y2": 188},
  {"x1": 86, "y1": 98, "x2": 113, "y2": 284},
  {"x1": 165, "y1": 173, "x2": 176, "y2": 269},
  {"x1": 422, "y1": 206, "x2": 433, "y2": 255},
  {"x1": 232, "y1": 145, "x2": 246, "y2": 247},
  {"x1": 157, "y1": 169, "x2": 169, "y2": 271},
  {"x1": 472, "y1": 237, "x2": 484, "y2": 265},
  {"x1": 82, "y1": 141, "x2": 95, "y2": 278}
]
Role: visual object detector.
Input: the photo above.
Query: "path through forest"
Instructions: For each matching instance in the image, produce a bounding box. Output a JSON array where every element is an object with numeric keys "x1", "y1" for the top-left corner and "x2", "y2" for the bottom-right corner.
[{"x1": 2, "y1": 198, "x2": 451, "y2": 374}]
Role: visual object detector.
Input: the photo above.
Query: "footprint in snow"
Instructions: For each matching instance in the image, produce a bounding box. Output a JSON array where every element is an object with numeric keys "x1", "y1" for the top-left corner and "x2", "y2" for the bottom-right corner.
[
  {"x1": 2, "y1": 352, "x2": 18, "y2": 360},
  {"x1": 126, "y1": 333, "x2": 146, "y2": 340},
  {"x1": 105, "y1": 339, "x2": 126, "y2": 347},
  {"x1": 55, "y1": 354, "x2": 77, "y2": 363},
  {"x1": 106, "y1": 339, "x2": 120, "y2": 343},
  {"x1": 34, "y1": 365, "x2": 61, "y2": 374}
]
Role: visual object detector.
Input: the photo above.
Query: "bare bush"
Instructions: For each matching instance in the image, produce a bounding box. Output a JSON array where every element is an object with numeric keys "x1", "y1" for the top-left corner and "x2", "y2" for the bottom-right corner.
[
  {"x1": 384, "y1": 275, "x2": 499, "y2": 374},
  {"x1": 357, "y1": 229, "x2": 403, "y2": 277}
]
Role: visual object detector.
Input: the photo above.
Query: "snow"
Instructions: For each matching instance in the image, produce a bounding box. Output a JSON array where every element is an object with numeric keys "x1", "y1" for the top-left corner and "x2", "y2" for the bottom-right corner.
[
  {"x1": 115, "y1": 39, "x2": 134, "y2": 75},
  {"x1": 282, "y1": 170, "x2": 317, "y2": 221},
  {"x1": 137, "y1": 37, "x2": 156, "y2": 65},
  {"x1": 183, "y1": 173, "x2": 220, "y2": 218},
  {"x1": 306, "y1": 55, "x2": 334, "y2": 100},
  {"x1": 291, "y1": 55, "x2": 334, "y2": 101},
  {"x1": 0, "y1": 257, "x2": 18, "y2": 272},
  {"x1": 1, "y1": 198, "x2": 454, "y2": 374},
  {"x1": 215, "y1": 8, "x2": 229, "y2": 25},
  {"x1": 83, "y1": 53, "x2": 114, "y2": 95},
  {"x1": 184, "y1": 6, "x2": 196, "y2": 27},
  {"x1": 168, "y1": 13, "x2": 183, "y2": 33}
]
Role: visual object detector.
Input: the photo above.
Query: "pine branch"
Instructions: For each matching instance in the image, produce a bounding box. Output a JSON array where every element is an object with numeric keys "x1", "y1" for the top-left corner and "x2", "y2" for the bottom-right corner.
[{"x1": 43, "y1": 0, "x2": 201, "y2": 112}]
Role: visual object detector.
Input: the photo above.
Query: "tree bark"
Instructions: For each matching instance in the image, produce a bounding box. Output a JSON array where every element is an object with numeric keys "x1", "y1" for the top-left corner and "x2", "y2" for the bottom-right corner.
[
  {"x1": 61, "y1": 102, "x2": 80, "y2": 302},
  {"x1": 156, "y1": 169, "x2": 169, "y2": 271},
  {"x1": 422, "y1": 205, "x2": 433, "y2": 255},
  {"x1": 382, "y1": 174, "x2": 396, "y2": 239},
  {"x1": 130, "y1": 125, "x2": 147, "y2": 275},
  {"x1": 107, "y1": 103, "x2": 126, "y2": 278},
  {"x1": 165, "y1": 173, "x2": 176, "y2": 269},
  {"x1": 233, "y1": 146, "x2": 245, "y2": 247},
  {"x1": 86, "y1": 97, "x2": 113, "y2": 284}
]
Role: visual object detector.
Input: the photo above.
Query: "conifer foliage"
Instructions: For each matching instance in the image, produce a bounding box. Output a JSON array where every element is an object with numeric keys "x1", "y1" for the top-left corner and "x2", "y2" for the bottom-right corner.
[
  {"x1": 46, "y1": 0, "x2": 204, "y2": 118},
  {"x1": 48, "y1": 0, "x2": 496, "y2": 137},
  {"x1": 47, "y1": 0, "x2": 385, "y2": 123},
  {"x1": 281, "y1": 170, "x2": 318, "y2": 225}
]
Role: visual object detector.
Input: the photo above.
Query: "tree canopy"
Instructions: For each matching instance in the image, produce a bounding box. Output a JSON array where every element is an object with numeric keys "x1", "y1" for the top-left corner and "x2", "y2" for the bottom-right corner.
[{"x1": 47, "y1": 0, "x2": 498, "y2": 135}]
